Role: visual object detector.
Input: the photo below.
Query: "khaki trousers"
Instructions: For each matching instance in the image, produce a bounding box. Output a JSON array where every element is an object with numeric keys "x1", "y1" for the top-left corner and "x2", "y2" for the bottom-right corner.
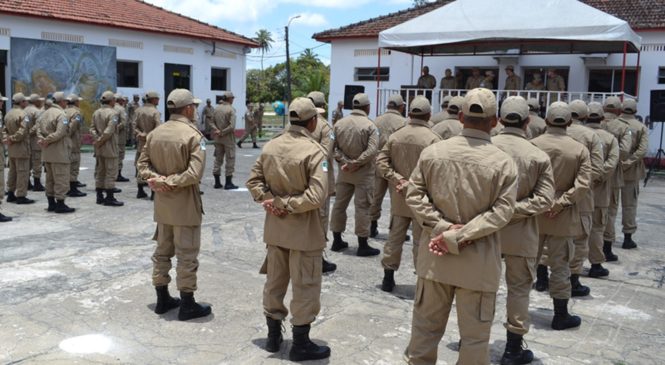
[
  {"x1": 212, "y1": 141, "x2": 235, "y2": 176},
  {"x1": 95, "y1": 156, "x2": 118, "y2": 189},
  {"x1": 603, "y1": 188, "x2": 620, "y2": 242},
  {"x1": 239, "y1": 126, "x2": 257, "y2": 143},
  {"x1": 369, "y1": 175, "x2": 389, "y2": 222},
  {"x1": 504, "y1": 255, "x2": 536, "y2": 336},
  {"x1": 589, "y1": 207, "x2": 608, "y2": 264},
  {"x1": 405, "y1": 278, "x2": 496, "y2": 365},
  {"x1": 152, "y1": 224, "x2": 201, "y2": 292},
  {"x1": 319, "y1": 196, "x2": 331, "y2": 240},
  {"x1": 8, "y1": 157, "x2": 30, "y2": 197},
  {"x1": 381, "y1": 215, "x2": 422, "y2": 271},
  {"x1": 263, "y1": 245, "x2": 322, "y2": 326},
  {"x1": 70, "y1": 152, "x2": 81, "y2": 182},
  {"x1": 117, "y1": 143, "x2": 126, "y2": 171},
  {"x1": 45, "y1": 162, "x2": 70, "y2": 200},
  {"x1": 31, "y1": 146, "x2": 42, "y2": 179},
  {"x1": 538, "y1": 235, "x2": 573, "y2": 300},
  {"x1": 570, "y1": 213, "x2": 592, "y2": 275},
  {"x1": 621, "y1": 180, "x2": 639, "y2": 234},
  {"x1": 135, "y1": 140, "x2": 146, "y2": 183},
  {"x1": 330, "y1": 178, "x2": 374, "y2": 238}
]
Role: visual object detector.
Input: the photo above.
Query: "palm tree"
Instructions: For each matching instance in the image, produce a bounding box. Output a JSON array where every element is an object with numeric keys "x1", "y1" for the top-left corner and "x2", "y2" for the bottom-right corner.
[{"x1": 254, "y1": 29, "x2": 274, "y2": 102}]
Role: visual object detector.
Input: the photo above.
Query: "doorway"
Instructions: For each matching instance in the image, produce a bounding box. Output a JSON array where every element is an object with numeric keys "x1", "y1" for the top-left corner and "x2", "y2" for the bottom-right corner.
[{"x1": 164, "y1": 63, "x2": 191, "y2": 120}]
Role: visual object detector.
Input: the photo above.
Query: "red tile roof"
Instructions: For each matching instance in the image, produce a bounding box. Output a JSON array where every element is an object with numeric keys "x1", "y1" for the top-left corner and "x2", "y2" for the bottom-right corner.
[
  {"x1": 0, "y1": 0, "x2": 258, "y2": 47},
  {"x1": 313, "y1": 0, "x2": 665, "y2": 42}
]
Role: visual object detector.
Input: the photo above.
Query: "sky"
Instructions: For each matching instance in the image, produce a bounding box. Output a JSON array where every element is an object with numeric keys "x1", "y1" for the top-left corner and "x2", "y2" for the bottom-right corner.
[{"x1": 144, "y1": 0, "x2": 429, "y2": 70}]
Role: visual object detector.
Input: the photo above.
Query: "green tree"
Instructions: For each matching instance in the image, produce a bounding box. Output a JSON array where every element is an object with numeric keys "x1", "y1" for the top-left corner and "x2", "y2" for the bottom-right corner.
[
  {"x1": 413, "y1": 0, "x2": 429, "y2": 6},
  {"x1": 254, "y1": 29, "x2": 274, "y2": 73}
]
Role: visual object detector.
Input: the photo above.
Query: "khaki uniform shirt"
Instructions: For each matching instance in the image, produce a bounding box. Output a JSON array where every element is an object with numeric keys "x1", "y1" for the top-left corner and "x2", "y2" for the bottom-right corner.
[
  {"x1": 568, "y1": 121, "x2": 605, "y2": 213},
  {"x1": 587, "y1": 123, "x2": 620, "y2": 208},
  {"x1": 114, "y1": 104, "x2": 128, "y2": 145},
  {"x1": 547, "y1": 75, "x2": 566, "y2": 91},
  {"x1": 431, "y1": 116, "x2": 462, "y2": 140},
  {"x1": 479, "y1": 77, "x2": 494, "y2": 89},
  {"x1": 253, "y1": 107, "x2": 264, "y2": 129},
  {"x1": 133, "y1": 103, "x2": 161, "y2": 143},
  {"x1": 417, "y1": 75, "x2": 437, "y2": 89},
  {"x1": 429, "y1": 110, "x2": 450, "y2": 125},
  {"x1": 440, "y1": 77, "x2": 456, "y2": 90},
  {"x1": 602, "y1": 113, "x2": 631, "y2": 188},
  {"x1": 504, "y1": 75, "x2": 522, "y2": 90},
  {"x1": 202, "y1": 105, "x2": 215, "y2": 130},
  {"x1": 38, "y1": 104, "x2": 70, "y2": 164},
  {"x1": 525, "y1": 81, "x2": 545, "y2": 91},
  {"x1": 333, "y1": 110, "x2": 379, "y2": 183},
  {"x1": 532, "y1": 128, "x2": 591, "y2": 237},
  {"x1": 619, "y1": 114, "x2": 649, "y2": 181},
  {"x1": 332, "y1": 108, "x2": 344, "y2": 125},
  {"x1": 375, "y1": 109, "x2": 407, "y2": 149},
  {"x1": 493, "y1": 127, "x2": 555, "y2": 257},
  {"x1": 127, "y1": 101, "x2": 139, "y2": 125},
  {"x1": 210, "y1": 101, "x2": 236, "y2": 144},
  {"x1": 465, "y1": 75, "x2": 483, "y2": 90},
  {"x1": 406, "y1": 129, "x2": 518, "y2": 292},
  {"x1": 24, "y1": 104, "x2": 43, "y2": 151},
  {"x1": 4, "y1": 108, "x2": 31, "y2": 158},
  {"x1": 138, "y1": 114, "x2": 205, "y2": 227},
  {"x1": 247, "y1": 125, "x2": 329, "y2": 251},
  {"x1": 244, "y1": 109, "x2": 255, "y2": 129},
  {"x1": 312, "y1": 115, "x2": 335, "y2": 193},
  {"x1": 526, "y1": 112, "x2": 547, "y2": 139},
  {"x1": 91, "y1": 105, "x2": 119, "y2": 158},
  {"x1": 376, "y1": 119, "x2": 440, "y2": 218},
  {"x1": 65, "y1": 106, "x2": 83, "y2": 152}
]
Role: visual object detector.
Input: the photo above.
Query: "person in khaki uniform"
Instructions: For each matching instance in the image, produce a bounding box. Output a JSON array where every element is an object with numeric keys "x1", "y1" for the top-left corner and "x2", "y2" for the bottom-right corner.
[
  {"x1": 209, "y1": 91, "x2": 238, "y2": 190},
  {"x1": 531, "y1": 101, "x2": 591, "y2": 331},
  {"x1": 137, "y1": 88, "x2": 211, "y2": 321},
  {"x1": 504, "y1": 65, "x2": 522, "y2": 92},
  {"x1": 492, "y1": 96, "x2": 555, "y2": 365},
  {"x1": 376, "y1": 96, "x2": 440, "y2": 292},
  {"x1": 417, "y1": 66, "x2": 436, "y2": 89},
  {"x1": 439, "y1": 68, "x2": 456, "y2": 91},
  {"x1": 114, "y1": 94, "x2": 130, "y2": 182},
  {"x1": 254, "y1": 103, "x2": 265, "y2": 137},
  {"x1": 0, "y1": 93, "x2": 12, "y2": 222},
  {"x1": 37, "y1": 92, "x2": 75, "y2": 214},
  {"x1": 246, "y1": 97, "x2": 331, "y2": 361},
  {"x1": 617, "y1": 98, "x2": 648, "y2": 249},
  {"x1": 432, "y1": 96, "x2": 464, "y2": 140},
  {"x1": 369, "y1": 94, "x2": 407, "y2": 238},
  {"x1": 584, "y1": 102, "x2": 619, "y2": 278},
  {"x1": 429, "y1": 95, "x2": 452, "y2": 125},
  {"x1": 525, "y1": 73, "x2": 545, "y2": 91},
  {"x1": 238, "y1": 101, "x2": 259, "y2": 148},
  {"x1": 4, "y1": 93, "x2": 36, "y2": 205},
  {"x1": 465, "y1": 68, "x2": 483, "y2": 90},
  {"x1": 65, "y1": 94, "x2": 86, "y2": 197},
  {"x1": 330, "y1": 93, "x2": 381, "y2": 257},
  {"x1": 331, "y1": 101, "x2": 344, "y2": 126},
  {"x1": 201, "y1": 98, "x2": 214, "y2": 138},
  {"x1": 25, "y1": 94, "x2": 46, "y2": 192},
  {"x1": 91, "y1": 91, "x2": 124, "y2": 207},
  {"x1": 133, "y1": 91, "x2": 161, "y2": 199},
  {"x1": 404, "y1": 88, "x2": 518, "y2": 365},
  {"x1": 127, "y1": 94, "x2": 140, "y2": 147},
  {"x1": 526, "y1": 98, "x2": 546, "y2": 139},
  {"x1": 479, "y1": 70, "x2": 495, "y2": 89},
  {"x1": 546, "y1": 68, "x2": 566, "y2": 92},
  {"x1": 601, "y1": 96, "x2": 632, "y2": 261}
]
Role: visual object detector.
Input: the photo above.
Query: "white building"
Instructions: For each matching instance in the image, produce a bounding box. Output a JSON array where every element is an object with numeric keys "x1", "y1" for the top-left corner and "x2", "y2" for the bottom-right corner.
[
  {"x1": 0, "y1": 0, "x2": 257, "y2": 130},
  {"x1": 314, "y1": 0, "x2": 665, "y2": 155}
]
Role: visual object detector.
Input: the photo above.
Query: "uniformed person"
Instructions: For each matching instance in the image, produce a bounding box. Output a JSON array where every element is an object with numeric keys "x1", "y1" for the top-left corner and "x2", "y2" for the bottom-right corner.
[
  {"x1": 254, "y1": 103, "x2": 265, "y2": 137},
  {"x1": 547, "y1": 68, "x2": 566, "y2": 92},
  {"x1": 332, "y1": 101, "x2": 344, "y2": 125},
  {"x1": 584, "y1": 102, "x2": 619, "y2": 278},
  {"x1": 37, "y1": 92, "x2": 75, "y2": 214},
  {"x1": 431, "y1": 96, "x2": 464, "y2": 140},
  {"x1": 525, "y1": 73, "x2": 545, "y2": 91},
  {"x1": 114, "y1": 94, "x2": 130, "y2": 182},
  {"x1": 137, "y1": 88, "x2": 211, "y2": 321},
  {"x1": 330, "y1": 93, "x2": 380, "y2": 256},
  {"x1": 209, "y1": 91, "x2": 238, "y2": 190},
  {"x1": 64, "y1": 94, "x2": 86, "y2": 197},
  {"x1": 91, "y1": 91, "x2": 124, "y2": 207},
  {"x1": 127, "y1": 94, "x2": 141, "y2": 147},
  {"x1": 492, "y1": 96, "x2": 555, "y2": 364},
  {"x1": 369, "y1": 94, "x2": 407, "y2": 238},
  {"x1": 376, "y1": 96, "x2": 440, "y2": 292},
  {"x1": 133, "y1": 91, "x2": 162, "y2": 199},
  {"x1": 417, "y1": 66, "x2": 436, "y2": 89},
  {"x1": 25, "y1": 94, "x2": 46, "y2": 192},
  {"x1": 465, "y1": 68, "x2": 483, "y2": 90},
  {"x1": 504, "y1": 65, "x2": 522, "y2": 92},
  {"x1": 480, "y1": 70, "x2": 495, "y2": 89},
  {"x1": 4, "y1": 93, "x2": 35, "y2": 205},
  {"x1": 238, "y1": 101, "x2": 259, "y2": 148},
  {"x1": 404, "y1": 88, "x2": 518, "y2": 365},
  {"x1": 440, "y1": 68, "x2": 456, "y2": 90},
  {"x1": 617, "y1": 98, "x2": 648, "y2": 249},
  {"x1": 429, "y1": 95, "x2": 452, "y2": 125},
  {"x1": 526, "y1": 98, "x2": 547, "y2": 139},
  {"x1": 531, "y1": 101, "x2": 591, "y2": 330},
  {"x1": 202, "y1": 98, "x2": 215, "y2": 138},
  {"x1": 0, "y1": 92, "x2": 11, "y2": 222},
  {"x1": 246, "y1": 97, "x2": 331, "y2": 361}
]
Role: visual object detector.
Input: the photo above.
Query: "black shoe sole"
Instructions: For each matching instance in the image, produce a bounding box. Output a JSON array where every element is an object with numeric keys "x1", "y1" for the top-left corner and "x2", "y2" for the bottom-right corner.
[
  {"x1": 357, "y1": 249, "x2": 380, "y2": 257},
  {"x1": 178, "y1": 307, "x2": 212, "y2": 321}
]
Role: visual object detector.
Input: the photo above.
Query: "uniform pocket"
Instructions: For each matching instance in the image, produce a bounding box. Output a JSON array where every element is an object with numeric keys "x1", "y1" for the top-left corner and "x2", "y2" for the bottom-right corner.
[
  {"x1": 479, "y1": 292, "x2": 496, "y2": 322},
  {"x1": 300, "y1": 250, "x2": 322, "y2": 285}
]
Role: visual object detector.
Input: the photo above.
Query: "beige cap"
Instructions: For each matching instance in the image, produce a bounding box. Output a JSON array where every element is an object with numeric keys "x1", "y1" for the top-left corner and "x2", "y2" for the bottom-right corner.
[
  {"x1": 409, "y1": 96, "x2": 431, "y2": 116},
  {"x1": 603, "y1": 96, "x2": 621, "y2": 109},
  {"x1": 387, "y1": 94, "x2": 404, "y2": 107},
  {"x1": 66, "y1": 94, "x2": 83, "y2": 102},
  {"x1": 52, "y1": 91, "x2": 66, "y2": 102},
  {"x1": 353, "y1": 93, "x2": 370, "y2": 107},
  {"x1": 588, "y1": 102, "x2": 604, "y2": 119},
  {"x1": 289, "y1": 97, "x2": 318, "y2": 122},
  {"x1": 623, "y1": 98, "x2": 637, "y2": 113},
  {"x1": 167, "y1": 89, "x2": 201, "y2": 108},
  {"x1": 307, "y1": 91, "x2": 327, "y2": 107},
  {"x1": 0, "y1": 92, "x2": 7, "y2": 101},
  {"x1": 145, "y1": 91, "x2": 160, "y2": 99},
  {"x1": 526, "y1": 98, "x2": 540, "y2": 111},
  {"x1": 12, "y1": 93, "x2": 26, "y2": 103},
  {"x1": 29, "y1": 94, "x2": 45, "y2": 102},
  {"x1": 500, "y1": 96, "x2": 529, "y2": 123},
  {"x1": 441, "y1": 95, "x2": 453, "y2": 107},
  {"x1": 546, "y1": 101, "x2": 572, "y2": 125},
  {"x1": 114, "y1": 93, "x2": 123, "y2": 100},
  {"x1": 101, "y1": 91, "x2": 115, "y2": 102},
  {"x1": 569, "y1": 100, "x2": 588, "y2": 119},
  {"x1": 223, "y1": 91, "x2": 235, "y2": 99},
  {"x1": 463, "y1": 88, "x2": 497, "y2": 118},
  {"x1": 447, "y1": 96, "x2": 465, "y2": 112},
  {"x1": 45, "y1": 99, "x2": 53, "y2": 107}
]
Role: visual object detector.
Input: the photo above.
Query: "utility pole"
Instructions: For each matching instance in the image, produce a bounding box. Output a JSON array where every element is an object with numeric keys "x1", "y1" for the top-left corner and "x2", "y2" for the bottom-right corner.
[{"x1": 285, "y1": 15, "x2": 301, "y2": 120}]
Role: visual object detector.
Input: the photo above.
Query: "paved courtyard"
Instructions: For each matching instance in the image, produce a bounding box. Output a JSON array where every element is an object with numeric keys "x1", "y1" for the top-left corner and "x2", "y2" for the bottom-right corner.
[{"x1": 1, "y1": 146, "x2": 664, "y2": 365}]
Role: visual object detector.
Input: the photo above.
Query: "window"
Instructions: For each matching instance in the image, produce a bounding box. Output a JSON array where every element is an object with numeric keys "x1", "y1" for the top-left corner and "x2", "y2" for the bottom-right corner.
[
  {"x1": 355, "y1": 67, "x2": 389, "y2": 82},
  {"x1": 522, "y1": 67, "x2": 570, "y2": 90},
  {"x1": 659, "y1": 67, "x2": 665, "y2": 84},
  {"x1": 588, "y1": 69, "x2": 637, "y2": 95},
  {"x1": 117, "y1": 61, "x2": 140, "y2": 88},
  {"x1": 211, "y1": 68, "x2": 228, "y2": 91}
]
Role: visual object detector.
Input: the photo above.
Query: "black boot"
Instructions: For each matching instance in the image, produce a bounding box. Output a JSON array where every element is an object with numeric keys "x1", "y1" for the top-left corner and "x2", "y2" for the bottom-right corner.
[
  {"x1": 104, "y1": 190, "x2": 124, "y2": 207},
  {"x1": 154, "y1": 286, "x2": 180, "y2": 314},
  {"x1": 75, "y1": 180, "x2": 87, "y2": 188},
  {"x1": 331, "y1": 232, "x2": 348, "y2": 252},
  {"x1": 32, "y1": 177, "x2": 45, "y2": 192},
  {"x1": 622, "y1": 233, "x2": 637, "y2": 249},
  {"x1": 110, "y1": 187, "x2": 122, "y2": 193},
  {"x1": 67, "y1": 182, "x2": 87, "y2": 197},
  {"x1": 253, "y1": 143, "x2": 260, "y2": 149},
  {"x1": 28, "y1": 180, "x2": 34, "y2": 191},
  {"x1": 15, "y1": 196, "x2": 35, "y2": 205},
  {"x1": 213, "y1": 175, "x2": 223, "y2": 189},
  {"x1": 6, "y1": 191, "x2": 16, "y2": 203},
  {"x1": 534, "y1": 264, "x2": 549, "y2": 292},
  {"x1": 224, "y1": 176, "x2": 238, "y2": 190},
  {"x1": 54, "y1": 199, "x2": 75, "y2": 214},
  {"x1": 150, "y1": 191, "x2": 155, "y2": 201},
  {"x1": 265, "y1": 317, "x2": 283, "y2": 353},
  {"x1": 237, "y1": 140, "x2": 243, "y2": 148},
  {"x1": 500, "y1": 330, "x2": 534, "y2": 365},
  {"x1": 381, "y1": 269, "x2": 396, "y2": 292},
  {"x1": 570, "y1": 274, "x2": 590, "y2": 297},
  {"x1": 370, "y1": 220, "x2": 379, "y2": 238},
  {"x1": 137, "y1": 184, "x2": 148, "y2": 199},
  {"x1": 46, "y1": 197, "x2": 57, "y2": 212},
  {"x1": 177, "y1": 292, "x2": 212, "y2": 321},
  {"x1": 603, "y1": 241, "x2": 618, "y2": 262},
  {"x1": 96, "y1": 189, "x2": 105, "y2": 204},
  {"x1": 588, "y1": 263, "x2": 609, "y2": 278},
  {"x1": 116, "y1": 170, "x2": 129, "y2": 182},
  {"x1": 551, "y1": 298, "x2": 581, "y2": 330},
  {"x1": 357, "y1": 236, "x2": 380, "y2": 257},
  {"x1": 0, "y1": 213, "x2": 12, "y2": 222},
  {"x1": 322, "y1": 257, "x2": 337, "y2": 273},
  {"x1": 289, "y1": 324, "x2": 331, "y2": 362}
]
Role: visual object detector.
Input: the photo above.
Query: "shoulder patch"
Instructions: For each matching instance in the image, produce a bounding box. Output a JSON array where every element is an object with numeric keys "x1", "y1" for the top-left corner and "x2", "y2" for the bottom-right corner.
[
  {"x1": 112, "y1": 115, "x2": 119, "y2": 124},
  {"x1": 328, "y1": 131, "x2": 335, "y2": 141},
  {"x1": 75, "y1": 115, "x2": 82, "y2": 122},
  {"x1": 322, "y1": 160, "x2": 329, "y2": 172},
  {"x1": 24, "y1": 116, "x2": 30, "y2": 124},
  {"x1": 200, "y1": 139, "x2": 207, "y2": 151}
]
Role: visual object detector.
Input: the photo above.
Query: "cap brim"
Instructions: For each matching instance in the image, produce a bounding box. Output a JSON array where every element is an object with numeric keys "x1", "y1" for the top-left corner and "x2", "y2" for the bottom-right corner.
[
  {"x1": 316, "y1": 107, "x2": 325, "y2": 114},
  {"x1": 0, "y1": 97, "x2": 7, "y2": 101},
  {"x1": 193, "y1": 98, "x2": 202, "y2": 104}
]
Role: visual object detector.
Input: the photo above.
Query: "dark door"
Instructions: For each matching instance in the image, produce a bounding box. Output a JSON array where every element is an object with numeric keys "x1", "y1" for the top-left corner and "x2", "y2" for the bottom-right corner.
[
  {"x1": 164, "y1": 63, "x2": 191, "y2": 120},
  {"x1": 0, "y1": 50, "x2": 6, "y2": 116}
]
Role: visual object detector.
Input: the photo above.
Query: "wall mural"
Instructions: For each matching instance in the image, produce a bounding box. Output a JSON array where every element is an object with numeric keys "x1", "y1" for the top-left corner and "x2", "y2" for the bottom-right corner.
[{"x1": 10, "y1": 37, "x2": 117, "y2": 127}]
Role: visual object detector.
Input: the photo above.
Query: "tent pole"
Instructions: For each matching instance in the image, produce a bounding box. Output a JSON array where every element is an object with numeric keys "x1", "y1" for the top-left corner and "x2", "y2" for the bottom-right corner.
[
  {"x1": 376, "y1": 47, "x2": 382, "y2": 116},
  {"x1": 620, "y1": 42, "x2": 627, "y2": 100},
  {"x1": 635, "y1": 50, "x2": 641, "y2": 98}
]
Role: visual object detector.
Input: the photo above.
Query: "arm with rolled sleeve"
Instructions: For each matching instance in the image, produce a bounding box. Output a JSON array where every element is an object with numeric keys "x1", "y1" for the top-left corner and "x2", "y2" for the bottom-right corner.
[
  {"x1": 551, "y1": 148, "x2": 591, "y2": 213},
  {"x1": 406, "y1": 157, "x2": 454, "y2": 238},
  {"x1": 512, "y1": 159, "x2": 555, "y2": 220},
  {"x1": 164, "y1": 136, "x2": 206, "y2": 188},
  {"x1": 273, "y1": 152, "x2": 328, "y2": 214}
]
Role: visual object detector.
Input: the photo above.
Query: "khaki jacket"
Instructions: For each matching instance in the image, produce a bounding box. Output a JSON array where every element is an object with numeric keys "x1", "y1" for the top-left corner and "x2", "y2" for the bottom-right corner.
[
  {"x1": 504, "y1": 75, "x2": 522, "y2": 90},
  {"x1": 417, "y1": 75, "x2": 436, "y2": 89},
  {"x1": 91, "y1": 105, "x2": 119, "y2": 158},
  {"x1": 333, "y1": 109, "x2": 379, "y2": 183},
  {"x1": 532, "y1": 128, "x2": 591, "y2": 237},
  {"x1": 133, "y1": 103, "x2": 161, "y2": 151},
  {"x1": 376, "y1": 119, "x2": 440, "y2": 218},
  {"x1": 38, "y1": 104, "x2": 70, "y2": 163},
  {"x1": 244, "y1": 109, "x2": 256, "y2": 129},
  {"x1": 526, "y1": 112, "x2": 546, "y2": 139},
  {"x1": 65, "y1": 106, "x2": 83, "y2": 152},
  {"x1": 406, "y1": 129, "x2": 518, "y2": 292},
  {"x1": 525, "y1": 81, "x2": 545, "y2": 91},
  {"x1": 429, "y1": 110, "x2": 450, "y2": 125},
  {"x1": 4, "y1": 108, "x2": 31, "y2": 158},
  {"x1": 432, "y1": 116, "x2": 463, "y2": 140},
  {"x1": 202, "y1": 105, "x2": 214, "y2": 128},
  {"x1": 375, "y1": 109, "x2": 407, "y2": 150},
  {"x1": 547, "y1": 75, "x2": 566, "y2": 91},
  {"x1": 311, "y1": 115, "x2": 335, "y2": 194},
  {"x1": 210, "y1": 102, "x2": 236, "y2": 144},
  {"x1": 247, "y1": 126, "x2": 329, "y2": 251},
  {"x1": 114, "y1": 104, "x2": 128, "y2": 146},
  {"x1": 587, "y1": 123, "x2": 619, "y2": 208},
  {"x1": 332, "y1": 108, "x2": 343, "y2": 125},
  {"x1": 493, "y1": 127, "x2": 555, "y2": 257},
  {"x1": 602, "y1": 114, "x2": 632, "y2": 188},
  {"x1": 568, "y1": 121, "x2": 605, "y2": 213},
  {"x1": 619, "y1": 114, "x2": 649, "y2": 181},
  {"x1": 465, "y1": 75, "x2": 483, "y2": 90},
  {"x1": 440, "y1": 77, "x2": 456, "y2": 90},
  {"x1": 138, "y1": 115, "x2": 206, "y2": 226},
  {"x1": 25, "y1": 104, "x2": 43, "y2": 151},
  {"x1": 127, "y1": 101, "x2": 139, "y2": 124}
]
